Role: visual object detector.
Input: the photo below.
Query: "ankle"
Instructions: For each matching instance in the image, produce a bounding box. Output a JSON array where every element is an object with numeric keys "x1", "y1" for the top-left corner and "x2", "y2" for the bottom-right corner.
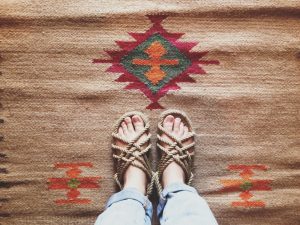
[
  {"x1": 123, "y1": 166, "x2": 147, "y2": 195},
  {"x1": 162, "y1": 162, "x2": 185, "y2": 188}
]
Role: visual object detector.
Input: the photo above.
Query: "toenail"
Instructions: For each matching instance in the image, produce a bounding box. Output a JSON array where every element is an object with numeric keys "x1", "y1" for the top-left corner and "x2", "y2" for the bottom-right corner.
[{"x1": 167, "y1": 115, "x2": 174, "y2": 121}]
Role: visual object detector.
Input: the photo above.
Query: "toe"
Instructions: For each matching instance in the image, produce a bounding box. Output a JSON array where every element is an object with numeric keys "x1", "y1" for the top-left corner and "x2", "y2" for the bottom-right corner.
[
  {"x1": 121, "y1": 122, "x2": 128, "y2": 135},
  {"x1": 173, "y1": 117, "x2": 181, "y2": 133},
  {"x1": 125, "y1": 117, "x2": 134, "y2": 132},
  {"x1": 183, "y1": 126, "x2": 189, "y2": 137},
  {"x1": 118, "y1": 127, "x2": 124, "y2": 137},
  {"x1": 115, "y1": 127, "x2": 126, "y2": 149},
  {"x1": 132, "y1": 115, "x2": 144, "y2": 131},
  {"x1": 163, "y1": 115, "x2": 174, "y2": 131},
  {"x1": 179, "y1": 122, "x2": 185, "y2": 136}
]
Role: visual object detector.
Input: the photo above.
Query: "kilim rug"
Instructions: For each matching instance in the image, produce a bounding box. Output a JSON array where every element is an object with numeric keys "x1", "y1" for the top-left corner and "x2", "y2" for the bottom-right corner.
[{"x1": 1, "y1": 1, "x2": 300, "y2": 225}]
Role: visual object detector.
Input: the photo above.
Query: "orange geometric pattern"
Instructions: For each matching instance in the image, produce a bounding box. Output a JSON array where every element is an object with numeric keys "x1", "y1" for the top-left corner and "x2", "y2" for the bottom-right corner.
[
  {"x1": 220, "y1": 165, "x2": 272, "y2": 208},
  {"x1": 48, "y1": 162, "x2": 101, "y2": 205},
  {"x1": 132, "y1": 41, "x2": 179, "y2": 84}
]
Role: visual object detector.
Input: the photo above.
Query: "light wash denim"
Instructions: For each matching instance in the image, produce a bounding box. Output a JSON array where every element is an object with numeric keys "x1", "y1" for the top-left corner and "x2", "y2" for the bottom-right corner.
[{"x1": 94, "y1": 182, "x2": 218, "y2": 225}]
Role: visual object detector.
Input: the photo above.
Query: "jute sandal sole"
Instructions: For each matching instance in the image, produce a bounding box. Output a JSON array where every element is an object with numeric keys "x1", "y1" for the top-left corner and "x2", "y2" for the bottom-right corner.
[
  {"x1": 155, "y1": 109, "x2": 195, "y2": 194},
  {"x1": 112, "y1": 111, "x2": 155, "y2": 196}
]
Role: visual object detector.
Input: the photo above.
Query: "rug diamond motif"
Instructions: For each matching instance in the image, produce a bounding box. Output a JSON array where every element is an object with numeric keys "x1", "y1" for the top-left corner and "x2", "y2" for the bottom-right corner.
[
  {"x1": 121, "y1": 33, "x2": 191, "y2": 93},
  {"x1": 93, "y1": 15, "x2": 219, "y2": 109}
]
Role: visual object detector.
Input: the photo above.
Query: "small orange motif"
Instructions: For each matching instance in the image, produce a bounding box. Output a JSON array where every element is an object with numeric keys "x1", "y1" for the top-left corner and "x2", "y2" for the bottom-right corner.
[
  {"x1": 220, "y1": 165, "x2": 272, "y2": 208},
  {"x1": 133, "y1": 41, "x2": 179, "y2": 85},
  {"x1": 48, "y1": 162, "x2": 101, "y2": 205}
]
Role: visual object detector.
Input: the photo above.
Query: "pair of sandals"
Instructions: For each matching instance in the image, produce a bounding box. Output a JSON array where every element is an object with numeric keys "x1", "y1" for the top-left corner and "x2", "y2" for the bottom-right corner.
[{"x1": 111, "y1": 109, "x2": 195, "y2": 196}]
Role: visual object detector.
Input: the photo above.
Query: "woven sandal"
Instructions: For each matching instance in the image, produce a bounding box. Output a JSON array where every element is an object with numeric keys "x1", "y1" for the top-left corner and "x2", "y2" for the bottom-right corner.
[
  {"x1": 111, "y1": 111, "x2": 155, "y2": 196},
  {"x1": 155, "y1": 109, "x2": 195, "y2": 194}
]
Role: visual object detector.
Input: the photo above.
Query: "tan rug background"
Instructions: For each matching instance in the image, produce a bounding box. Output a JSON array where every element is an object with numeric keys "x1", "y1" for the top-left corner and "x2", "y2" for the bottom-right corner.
[{"x1": 1, "y1": 1, "x2": 300, "y2": 225}]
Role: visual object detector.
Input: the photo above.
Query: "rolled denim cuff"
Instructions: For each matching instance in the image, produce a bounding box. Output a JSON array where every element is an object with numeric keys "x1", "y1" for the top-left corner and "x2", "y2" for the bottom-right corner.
[
  {"x1": 157, "y1": 182, "x2": 198, "y2": 216},
  {"x1": 106, "y1": 188, "x2": 153, "y2": 218}
]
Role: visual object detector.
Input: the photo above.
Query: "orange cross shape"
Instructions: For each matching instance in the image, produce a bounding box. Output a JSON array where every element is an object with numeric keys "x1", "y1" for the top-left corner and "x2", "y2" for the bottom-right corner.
[{"x1": 132, "y1": 41, "x2": 179, "y2": 85}]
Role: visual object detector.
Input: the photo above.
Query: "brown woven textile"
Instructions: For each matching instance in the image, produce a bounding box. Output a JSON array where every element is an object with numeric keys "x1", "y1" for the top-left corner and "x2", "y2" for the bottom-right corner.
[{"x1": 0, "y1": 1, "x2": 300, "y2": 225}]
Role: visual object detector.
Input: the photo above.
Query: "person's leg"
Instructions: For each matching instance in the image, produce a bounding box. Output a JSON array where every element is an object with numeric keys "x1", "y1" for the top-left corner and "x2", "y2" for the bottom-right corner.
[
  {"x1": 94, "y1": 187, "x2": 152, "y2": 225},
  {"x1": 157, "y1": 183, "x2": 218, "y2": 225},
  {"x1": 94, "y1": 114, "x2": 153, "y2": 225},
  {"x1": 157, "y1": 113, "x2": 218, "y2": 225}
]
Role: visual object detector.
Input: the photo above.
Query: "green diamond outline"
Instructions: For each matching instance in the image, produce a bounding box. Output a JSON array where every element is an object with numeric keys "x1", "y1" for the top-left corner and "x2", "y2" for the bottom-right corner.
[{"x1": 121, "y1": 33, "x2": 191, "y2": 93}]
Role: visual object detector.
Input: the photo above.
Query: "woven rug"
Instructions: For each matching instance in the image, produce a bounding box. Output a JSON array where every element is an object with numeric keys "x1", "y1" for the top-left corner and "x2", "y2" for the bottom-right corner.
[{"x1": 1, "y1": 1, "x2": 300, "y2": 225}]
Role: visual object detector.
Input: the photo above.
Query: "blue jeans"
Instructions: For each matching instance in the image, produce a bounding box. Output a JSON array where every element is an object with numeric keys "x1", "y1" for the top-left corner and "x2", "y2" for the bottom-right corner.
[{"x1": 94, "y1": 183, "x2": 218, "y2": 225}]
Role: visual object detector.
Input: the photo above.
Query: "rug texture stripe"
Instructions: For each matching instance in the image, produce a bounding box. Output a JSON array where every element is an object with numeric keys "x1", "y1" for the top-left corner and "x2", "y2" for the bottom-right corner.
[{"x1": 0, "y1": 1, "x2": 299, "y2": 225}]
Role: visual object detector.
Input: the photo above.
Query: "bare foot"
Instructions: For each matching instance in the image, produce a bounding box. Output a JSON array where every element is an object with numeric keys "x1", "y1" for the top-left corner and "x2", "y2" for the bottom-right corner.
[
  {"x1": 116, "y1": 115, "x2": 148, "y2": 195},
  {"x1": 161, "y1": 115, "x2": 193, "y2": 188}
]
